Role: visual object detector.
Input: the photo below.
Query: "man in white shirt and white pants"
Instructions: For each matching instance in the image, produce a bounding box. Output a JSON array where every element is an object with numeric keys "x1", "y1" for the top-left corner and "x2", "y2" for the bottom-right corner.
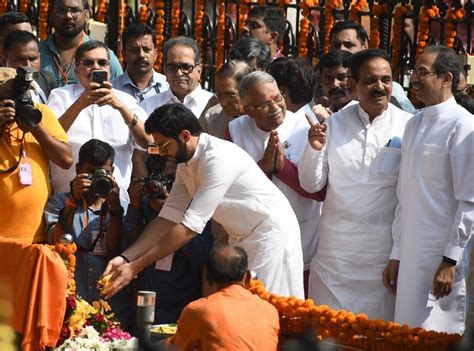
[
  {"x1": 383, "y1": 46, "x2": 474, "y2": 333},
  {"x1": 299, "y1": 49, "x2": 411, "y2": 320},
  {"x1": 101, "y1": 103, "x2": 305, "y2": 300}
]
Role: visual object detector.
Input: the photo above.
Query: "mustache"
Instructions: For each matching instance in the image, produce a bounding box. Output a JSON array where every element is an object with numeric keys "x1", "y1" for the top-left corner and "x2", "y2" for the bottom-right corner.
[
  {"x1": 133, "y1": 59, "x2": 149, "y2": 65},
  {"x1": 371, "y1": 90, "x2": 387, "y2": 97},
  {"x1": 328, "y1": 87, "x2": 348, "y2": 97}
]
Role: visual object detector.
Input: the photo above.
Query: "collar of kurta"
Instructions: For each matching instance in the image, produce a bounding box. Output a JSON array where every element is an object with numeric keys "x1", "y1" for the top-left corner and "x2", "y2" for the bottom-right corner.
[
  {"x1": 357, "y1": 103, "x2": 390, "y2": 127},
  {"x1": 422, "y1": 96, "x2": 457, "y2": 117}
]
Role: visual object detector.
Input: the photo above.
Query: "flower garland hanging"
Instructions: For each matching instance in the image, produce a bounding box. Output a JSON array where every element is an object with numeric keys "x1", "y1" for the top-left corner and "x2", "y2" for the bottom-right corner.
[
  {"x1": 239, "y1": 0, "x2": 251, "y2": 36},
  {"x1": 258, "y1": 0, "x2": 266, "y2": 6},
  {"x1": 416, "y1": 5, "x2": 440, "y2": 56},
  {"x1": 444, "y1": 6, "x2": 466, "y2": 48},
  {"x1": 369, "y1": 3, "x2": 388, "y2": 49},
  {"x1": 38, "y1": 0, "x2": 49, "y2": 40},
  {"x1": 248, "y1": 279, "x2": 462, "y2": 350},
  {"x1": 194, "y1": 0, "x2": 205, "y2": 63},
  {"x1": 349, "y1": 0, "x2": 368, "y2": 23},
  {"x1": 116, "y1": 0, "x2": 127, "y2": 65},
  {"x1": 0, "y1": 0, "x2": 7, "y2": 15},
  {"x1": 154, "y1": 1, "x2": 166, "y2": 72},
  {"x1": 299, "y1": 0, "x2": 316, "y2": 58},
  {"x1": 171, "y1": 0, "x2": 180, "y2": 38},
  {"x1": 138, "y1": 0, "x2": 151, "y2": 24},
  {"x1": 95, "y1": 0, "x2": 108, "y2": 23},
  {"x1": 216, "y1": 0, "x2": 226, "y2": 70},
  {"x1": 390, "y1": 4, "x2": 411, "y2": 77},
  {"x1": 18, "y1": 0, "x2": 28, "y2": 14},
  {"x1": 323, "y1": 0, "x2": 342, "y2": 53}
]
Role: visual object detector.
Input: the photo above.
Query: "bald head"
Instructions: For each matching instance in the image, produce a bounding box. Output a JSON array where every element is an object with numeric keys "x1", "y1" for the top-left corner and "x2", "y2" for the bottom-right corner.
[{"x1": 206, "y1": 246, "x2": 248, "y2": 285}]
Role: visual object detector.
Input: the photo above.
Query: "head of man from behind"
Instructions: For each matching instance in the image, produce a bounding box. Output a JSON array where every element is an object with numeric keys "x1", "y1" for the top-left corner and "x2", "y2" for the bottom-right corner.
[
  {"x1": 205, "y1": 246, "x2": 250, "y2": 289},
  {"x1": 267, "y1": 57, "x2": 315, "y2": 113},
  {"x1": 330, "y1": 21, "x2": 368, "y2": 53},
  {"x1": 214, "y1": 60, "x2": 254, "y2": 118},
  {"x1": 163, "y1": 37, "x2": 202, "y2": 102},
  {"x1": 239, "y1": 71, "x2": 287, "y2": 132},
  {"x1": 145, "y1": 103, "x2": 202, "y2": 164},
  {"x1": 351, "y1": 49, "x2": 393, "y2": 121},
  {"x1": 3, "y1": 30, "x2": 40, "y2": 72},
  {"x1": 319, "y1": 50, "x2": 354, "y2": 112},
  {"x1": 242, "y1": 6, "x2": 286, "y2": 58},
  {"x1": 228, "y1": 37, "x2": 271, "y2": 71},
  {"x1": 411, "y1": 45, "x2": 460, "y2": 107},
  {"x1": 122, "y1": 23, "x2": 157, "y2": 84}
]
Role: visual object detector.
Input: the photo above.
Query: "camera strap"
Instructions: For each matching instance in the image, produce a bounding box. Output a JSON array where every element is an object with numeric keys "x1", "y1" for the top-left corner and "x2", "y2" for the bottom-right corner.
[
  {"x1": 76, "y1": 200, "x2": 109, "y2": 253},
  {"x1": 0, "y1": 134, "x2": 25, "y2": 174}
]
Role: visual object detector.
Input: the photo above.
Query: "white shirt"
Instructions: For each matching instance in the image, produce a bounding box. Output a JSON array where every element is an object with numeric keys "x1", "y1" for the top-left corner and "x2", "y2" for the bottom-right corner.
[
  {"x1": 299, "y1": 102, "x2": 411, "y2": 320},
  {"x1": 393, "y1": 97, "x2": 474, "y2": 333},
  {"x1": 47, "y1": 83, "x2": 148, "y2": 205},
  {"x1": 228, "y1": 111, "x2": 322, "y2": 269},
  {"x1": 159, "y1": 133, "x2": 304, "y2": 298},
  {"x1": 140, "y1": 85, "x2": 213, "y2": 118}
]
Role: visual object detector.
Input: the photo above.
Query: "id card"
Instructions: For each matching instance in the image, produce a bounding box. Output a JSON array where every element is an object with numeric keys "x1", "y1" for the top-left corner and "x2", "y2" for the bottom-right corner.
[
  {"x1": 90, "y1": 230, "x2": 107, "y2": 256},
  {"x1": 19, "y1": 159, "x2": 33, "y2": 186}
]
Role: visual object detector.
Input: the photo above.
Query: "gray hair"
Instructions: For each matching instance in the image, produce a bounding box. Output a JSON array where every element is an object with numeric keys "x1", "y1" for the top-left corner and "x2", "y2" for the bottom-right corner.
[
  {"x1": 163, "y1": 36, "x2": 200, "y2": 65},
  {"x1": 238, "y1": 71, "x2": 276, "y2": 103}
]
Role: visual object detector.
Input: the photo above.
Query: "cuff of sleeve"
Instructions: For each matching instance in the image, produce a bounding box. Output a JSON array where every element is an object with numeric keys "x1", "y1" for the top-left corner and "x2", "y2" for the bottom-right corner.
[
  {"x1": 390, "y1": 246, "x2": 400, "y2": 261},
  {"x1": 159, "y1": 206, "x2": 184, "y2": 224},
  {"x1": 181, "y1": 212, "x2": 206, "y2": 234},
  {"x1": 444, "y1": 244, "x2": 464, "y2": 263}
]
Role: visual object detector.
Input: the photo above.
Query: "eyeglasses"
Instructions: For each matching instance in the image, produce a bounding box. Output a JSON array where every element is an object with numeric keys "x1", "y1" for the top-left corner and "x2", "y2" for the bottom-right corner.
[
  {"x1": 216, "y1": 92, "x2": 239, "y2": 102},
  {"x1": 53, "y1": 6, "x2": 85, "y2": 18},
  {"x1": 249, "y1": 93, "x2": 285, "y2": 112},
  {"x1": 164, "y1": 63, "x2": 198, "y2": 74},
  {"x1": 80, "y1": 59, "x2": 110, "y2": 68},
  {"x1": 153, "y1": 140, "x2": 170, "y2": 155},
  {"x1": 408, "y1": 68, "x2": 437, "y2": 78}
]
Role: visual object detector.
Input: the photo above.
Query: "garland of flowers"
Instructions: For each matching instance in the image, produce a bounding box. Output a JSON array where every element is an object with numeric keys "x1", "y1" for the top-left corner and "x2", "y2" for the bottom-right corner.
[
  {"x1": 216, "y1": 0, "x2": 226, "y2": 70},
  {"x1": 323, "y1": 0, "x2": 342, "y2": 53},
  {"x1": 444, "y1": 6, "x2": 466, "y2": 48},
  {"x1": 95, "y1": 0, "x2": 108, "y2": 23},
  {"x1": 38, "y1": 0, "x2": 49, "y2": 40},
  {"x1": 349, "y1": 0, "x2": 368, "y2": 23},
  {"x1": 239, "y1": 0, "x2": 251, "y2": 37},
  {"x1": 154, "y1": 1, "x2": 166, "y2": 72},
  {"x1": 299, "y1": 0, "x2": 316, "y2": 58},
  {"x1": 116, "y1": 0, "x2": 127, "y2": 65},
  {"x1": 171, "y1": 0, "x2": 180, "y2": 38},
  {"x1": 258, "y1": 0, "x2": 266, "y2": 6},
  {"x1": 50, "y1": 241, "x2": 77, "y2": 296},
  {"x1": 18, "y1": 0, "x2": 28, "y2": 14},
  {"x1": 390, "y1": 4, "x2": 411, "y2": 77},
  {"x1": 416, "y1": 5, "x2": 440, "y2": 57},
  {"x1": 248, "y1": 279, "x2": 461, "y2": 351},
  {"x1": 138, "y1": 0, "x2": 151, "y2": 24},
  {"x1": 194, "y1": 0, "x2": 205, "y2": 63},
  {"x1": 370, "y1": 3, "x2": 389, "y2": 49}
]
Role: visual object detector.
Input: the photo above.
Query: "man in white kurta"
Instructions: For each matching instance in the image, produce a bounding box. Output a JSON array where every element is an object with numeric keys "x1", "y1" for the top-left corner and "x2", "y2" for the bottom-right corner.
[
  {"x1": 101, "y1": 103, "x2": 304, "y2": 299},
  {"x1": 386, "y1": 46, "x2": 474, "y2": 333},
  {"x1": 299, "y1": 50, "x2": 411, "y2": 320},
  {"x1": 226, "y1": 72, "x2": 324, "y2": 273}
]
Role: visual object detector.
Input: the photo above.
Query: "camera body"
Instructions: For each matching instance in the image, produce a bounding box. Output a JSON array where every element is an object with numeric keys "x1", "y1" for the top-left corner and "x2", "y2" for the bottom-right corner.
[
  {"x1": 13, "y1": 67, "x2": 42, "y2": 126},
  {"x1": 87, "y1": 169, "x2": 113, "y2": 198},
  {"x1": 144, "y1": 173, "x2": 173, "y2": 200}
]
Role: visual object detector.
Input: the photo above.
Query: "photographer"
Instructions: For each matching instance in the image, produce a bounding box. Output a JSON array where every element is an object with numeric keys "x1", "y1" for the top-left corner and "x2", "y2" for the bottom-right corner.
[
  {"x1": 44, "y1": 139, "x2": 133, "y2": 329},
  {"x1": 122, "y1": 153, "x2": 213, "y2": 324},
  {"x1": 0, "y1": 67, "x2": 72, "y2": 244}
]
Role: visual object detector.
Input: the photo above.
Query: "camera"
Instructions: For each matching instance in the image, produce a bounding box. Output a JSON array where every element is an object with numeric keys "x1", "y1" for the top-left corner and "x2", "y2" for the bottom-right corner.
[
  {"x1": 13, "y1": 66, "x2": 42, "y2": 126},
  {"x1": 87, "y1": 169, "x2": 113, "y2": 198},
  {"x1": 144, "y1": 173, "x2": 173, "y2": 200}
]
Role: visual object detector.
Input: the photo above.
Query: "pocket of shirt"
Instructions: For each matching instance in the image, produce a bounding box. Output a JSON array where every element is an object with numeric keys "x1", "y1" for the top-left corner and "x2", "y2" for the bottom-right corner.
[
  {"x1": 377, "y1": 148, "x2": 402, "y2": 176},
  {"x1": 419, "y1": 144, "x2": 448, "y2": 180}
]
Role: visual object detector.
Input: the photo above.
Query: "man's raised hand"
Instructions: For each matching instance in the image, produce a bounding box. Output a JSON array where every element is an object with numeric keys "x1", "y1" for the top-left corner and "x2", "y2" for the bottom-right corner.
[{"x1": 305, "y1": 114, "x2": 327, "y2": 151}]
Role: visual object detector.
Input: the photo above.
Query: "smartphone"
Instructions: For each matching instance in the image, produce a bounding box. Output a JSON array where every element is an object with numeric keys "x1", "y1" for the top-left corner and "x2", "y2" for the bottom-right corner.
[{"x1": 91, "y1": 70, "x2": 108, "y2": 85}]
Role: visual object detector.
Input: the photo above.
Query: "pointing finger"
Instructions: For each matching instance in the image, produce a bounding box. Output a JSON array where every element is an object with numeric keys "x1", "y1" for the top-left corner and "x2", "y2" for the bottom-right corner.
[{"x1": 305, "y1": 113, "x2": 316, "y2": 127}]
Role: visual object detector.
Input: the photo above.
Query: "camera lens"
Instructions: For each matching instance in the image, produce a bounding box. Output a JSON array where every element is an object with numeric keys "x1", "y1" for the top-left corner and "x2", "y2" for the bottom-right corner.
[{"x1": 16, "y1": 104, "x2": 42, "y2": 126}]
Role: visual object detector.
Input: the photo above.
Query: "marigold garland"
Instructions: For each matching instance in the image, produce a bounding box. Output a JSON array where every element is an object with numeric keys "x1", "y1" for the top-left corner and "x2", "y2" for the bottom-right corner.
[
  {"x1": 49, "y1": 241, "x2": 77, "y2": 296},
  {"x1": 116, "y1": 0, "x2": 127, "y2": 65},
  {"x1": 138, "y1": 0, "x2": 151, "y2": 24},
  {"x1": 390, "y1": 4, "x2": 411, "y2": 78},
  {"x1": 369, "y1": 3, "x2": 388, "y2": 49},
  {"x1": 323, "y1": 0, "x2": 342, "y2": 53},
  {"x1": 216, "y1": 0, "x2": 226, "y2": 70},
  {"x1": 444, "y1": 6, "x2": 465, "y2": 48},
  {"x1": 95, "y1": 0, "x2": 108, "y2": 23},
  {"x1": 349, "y1": 0, "x2": 368, "y2": 23},
  {"x1": 248, "y1": 279, "x2": 462, "y2": 351},
  {"x1": 18, "y1": 0, "x2": 28, "y2": 14},
  {"x1": 38, "y1": 0, "x2": 49, "y2": 40},
  {"x1": 194, "y1": 0, "x2": 205, "y2": 62},
  {"x1": 171, "y1": 0, "x2": 180, "y2": 37},
  {"x1": 154, "y1": 1, "x2": 166, "y2": 72},
  {"x1": 416, "y1": 5, "x2": 440, "y2": 57},
  {"x1": 299, "y1": 0, "x2": 316, "y2": 58},
  {"x1": 239, "y1": 0, "x2": 251, "y2": 36},
  {"x1": 258, "y1": 0, "x2": 266, "y2": 6}
]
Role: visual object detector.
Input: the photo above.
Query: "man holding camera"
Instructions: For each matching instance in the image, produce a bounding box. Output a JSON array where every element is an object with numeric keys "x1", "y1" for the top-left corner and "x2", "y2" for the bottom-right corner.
[
  {"x1": 0, "y1": 67, "x2": 72, "y2": 244},
  {"x1": 44, "y1": 138, "x2": 133, "y2": 329},
  {"x1": 48, "y1": 40, "x2": 150, "y2": 206}
]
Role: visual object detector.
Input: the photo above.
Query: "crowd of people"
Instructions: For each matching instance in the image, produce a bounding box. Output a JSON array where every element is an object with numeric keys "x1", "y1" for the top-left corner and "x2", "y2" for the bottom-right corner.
[{"x1": 0, "y1": 1, "x2": 473, "y2": 349}]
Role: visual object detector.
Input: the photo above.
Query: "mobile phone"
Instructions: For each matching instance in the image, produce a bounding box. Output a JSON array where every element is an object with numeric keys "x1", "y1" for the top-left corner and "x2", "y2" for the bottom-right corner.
[{"x1": 91, "y1": 70, "x2": 108, "y2": 85}]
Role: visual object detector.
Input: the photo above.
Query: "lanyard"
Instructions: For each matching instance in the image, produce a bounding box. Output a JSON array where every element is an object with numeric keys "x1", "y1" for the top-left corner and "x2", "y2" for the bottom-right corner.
[
  {"x1": 50, "y1": 33, "x2": 85, "y2": 85},
  {"x1": 76, "y1": 200, "x2": 109, "y2": 253},
  {"x1": 0, "y1": 131, "x2": 25, "y2": 174}
]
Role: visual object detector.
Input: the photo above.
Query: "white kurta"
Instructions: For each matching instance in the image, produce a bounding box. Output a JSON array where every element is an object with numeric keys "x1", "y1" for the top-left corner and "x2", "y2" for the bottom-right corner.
[
  {"x1": 47, "y1": 84, "x2": 148, "y2": 206},
  {"x1": 228, "y1": 112, "x2": 321, "y2": 269},
  {"x1": 159, "y1": 133, "x2": 305, "y2": 298},
  {"x1": 392, "y1": 97, "x2": 474, "y2": 333},
  {"x1": 299, "y1": 103, "x2": 411, "y2": 320}
]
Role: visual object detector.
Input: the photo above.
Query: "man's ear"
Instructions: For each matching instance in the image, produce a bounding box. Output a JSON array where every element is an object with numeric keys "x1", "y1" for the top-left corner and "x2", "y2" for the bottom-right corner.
[
  {"x1": 268, "y1": 31, "x2": 279, "y2": 46},
  {"x1": 442, "y1": 72, "x2": 453, "y2": 89},
  {"x1": 180, "y1": 129, "x2": 192, "y2": 142}
]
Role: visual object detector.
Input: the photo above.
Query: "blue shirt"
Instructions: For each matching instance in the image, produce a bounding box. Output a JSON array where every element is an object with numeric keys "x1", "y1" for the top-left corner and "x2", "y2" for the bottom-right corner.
[
  {"x1": 39, "y1": 34, "x2": 124, "y2": 86},
  {"x1": 111, "y1": 70, "x2": 169, "y2": 104}
]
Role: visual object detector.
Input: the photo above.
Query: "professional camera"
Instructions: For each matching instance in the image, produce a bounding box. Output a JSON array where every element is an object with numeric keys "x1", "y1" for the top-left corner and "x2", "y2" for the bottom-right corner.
[
  {"x1": 87, "y1": 169, "x2": 113, "y2": 198},
  {"x1": 13, "y1": 66, "x2": 42, "y2": 126},
  {"x1": 143, "y1": 153, "x2": 174, "y2": 200}
]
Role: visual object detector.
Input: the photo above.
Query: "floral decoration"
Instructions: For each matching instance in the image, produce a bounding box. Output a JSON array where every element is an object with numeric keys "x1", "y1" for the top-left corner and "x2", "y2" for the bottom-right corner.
[
  {"x1": 239, "y1": 0, "x2": 251, "y2": 35},
  {"x1": 444, "y1": 6, "x2": 465, "y2": 48},
  {"x1": 154, "y1": 1, "x2": 166, "y2": 72},
  {"x1": 299, "y1": 0, "x2": 317, "y2": 57},
  {"x1": 194, "y1": 0, "x2": 205, "y2": 62},
  {"x1": 38, "y1": 0, "x2": 49, "y2": 40},
  {"x1": 323, "y1": 0, "x2": 342, "y2": 53},
  {"x1": 138, "y1": 0, "x2": 151, "y2": 24},
  {"x1": 171, "y1": 0, "x2": 180, "y2": 38},
  {"x1": 349, "y1": 0, "x2": 368, "y2": 22},
  {"x1": 369, "y1": 3, "x2": 389, "y2": 49},
  {"x1": 416, "y1": 5, "x2": 440, "y2": 56},
  {"x1": 390, "y1": 4, "x2": 411, "y2": 78},
  {"x1": 216, "y1": 0, "x2": 226, "y2": 69}
]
